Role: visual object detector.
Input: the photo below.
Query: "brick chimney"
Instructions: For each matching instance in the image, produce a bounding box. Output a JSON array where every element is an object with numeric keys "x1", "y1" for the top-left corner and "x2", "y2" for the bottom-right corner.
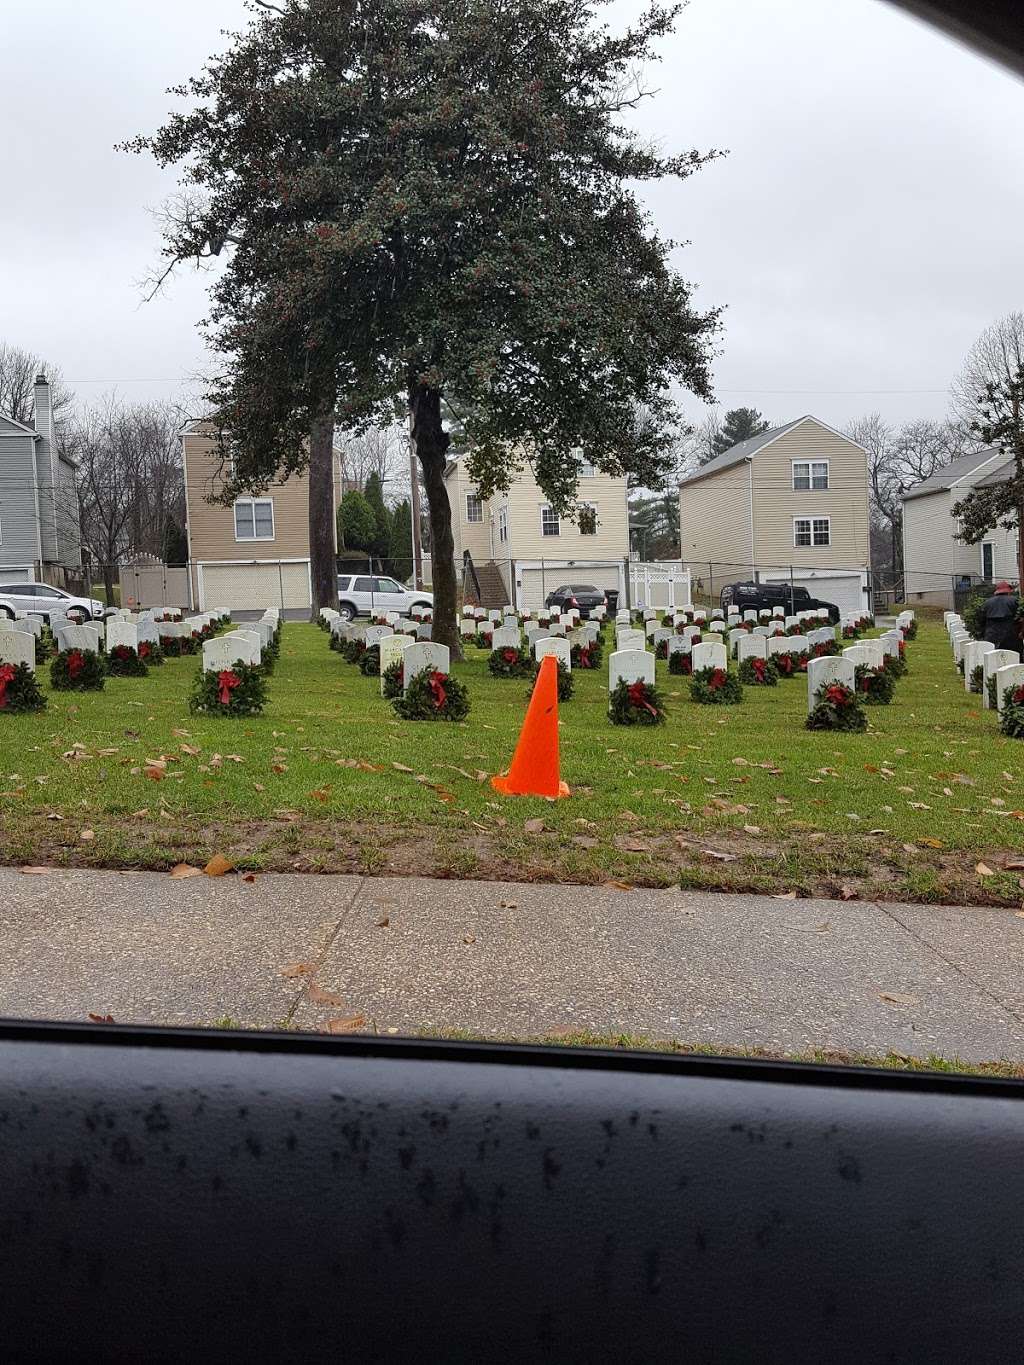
[{"x1": 32, "y1": 373, "x2": 59, "y2": 562}]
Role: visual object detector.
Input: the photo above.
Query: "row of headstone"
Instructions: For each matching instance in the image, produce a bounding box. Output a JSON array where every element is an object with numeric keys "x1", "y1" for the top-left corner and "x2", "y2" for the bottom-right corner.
[{"x1": 943, "y1": 610, "x2": 1023, "y2": 712}]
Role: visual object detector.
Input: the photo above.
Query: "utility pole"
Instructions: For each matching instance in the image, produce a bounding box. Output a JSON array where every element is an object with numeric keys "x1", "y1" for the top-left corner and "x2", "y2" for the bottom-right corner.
[{"x1": 408, "y1": 414, "x2": 423, "y2": 589}]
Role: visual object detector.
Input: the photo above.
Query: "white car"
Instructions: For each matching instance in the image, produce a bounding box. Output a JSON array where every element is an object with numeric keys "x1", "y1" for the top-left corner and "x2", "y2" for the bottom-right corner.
[
  {"x1": 0, "y1": 580, "x2": 106, "y2": 621},
  {"x1": 336, "y1": 572, "x2": 433, "y2": 621}
]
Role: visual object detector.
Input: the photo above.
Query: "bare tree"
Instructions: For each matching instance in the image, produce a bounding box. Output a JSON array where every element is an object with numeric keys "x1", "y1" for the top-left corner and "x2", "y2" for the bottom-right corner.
[
  {"x1": 951, "y1": 312, "x2": 1024, "y2": 425},
  {"x1": 0, "y1": 343, "x2": 75, "y2": 440},
  {"x1": 337, "y1": 425, "x2": 409, "y2": 501},
  {"x1": 66, "y1": 399, "x2": 185, "y2": 598}
]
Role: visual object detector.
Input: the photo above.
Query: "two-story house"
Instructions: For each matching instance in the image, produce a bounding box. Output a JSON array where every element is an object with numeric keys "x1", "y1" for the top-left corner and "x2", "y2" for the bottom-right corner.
[
  {"x1": 901, "y1": 447, "x2": 1017, "y2": 606},
  {"x1": 444, "y1": 452, "x2": 630, "y2": 609},
  {"x1": 0, "y1": 373, "x2": 81, "y2": 583},
  {"x1": 182, "y1": 423, "x2": 343, "y2": 610},
  {"x1": 678, "y1": 415, "x2": 872, "y2": 615}
]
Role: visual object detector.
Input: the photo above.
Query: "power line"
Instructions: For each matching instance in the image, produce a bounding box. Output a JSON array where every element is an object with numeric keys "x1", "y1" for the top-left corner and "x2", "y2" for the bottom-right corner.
[{"x1": 59, "y1": 377, "x2": 952, "y2": 396}]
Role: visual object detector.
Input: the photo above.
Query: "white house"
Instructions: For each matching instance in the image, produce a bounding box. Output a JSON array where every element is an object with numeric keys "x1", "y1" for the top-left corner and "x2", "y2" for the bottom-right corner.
[{"x1": 901, "y1": 447, "x2": 1017, "y2": 606}]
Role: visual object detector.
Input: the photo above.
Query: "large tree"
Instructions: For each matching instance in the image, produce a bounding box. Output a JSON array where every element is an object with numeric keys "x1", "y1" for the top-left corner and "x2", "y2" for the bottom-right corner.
[
  {"x1": 950, "y1": 314, "x2": 1024, "y2": 584},
  {"x1": 0, "y1": 343, "x2": 75, "y2": 445},
  {"x1": 125, "y1": 0, "x2": 720, "y2": 652},
  {"x1": 710, "y1": 406, "x2": 770, "y2": 458},
  {"x1": 363, "y1": 470, "x2": 392, "y2": 558}
]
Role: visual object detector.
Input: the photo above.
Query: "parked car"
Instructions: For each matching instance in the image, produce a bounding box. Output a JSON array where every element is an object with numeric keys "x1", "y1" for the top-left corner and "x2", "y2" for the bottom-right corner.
[
  {"x1": 0, "y1": 581, "x2": 106, "y2": 621},
  {"x1": 543, "y1": 584, "x2": 607, "y2": 618},
  {"x1": 719, "y1": 580, "x2": 840, "y2": 624},
  {"x1": 336, "y1": 573, "x2": 434, "y2": 620}
]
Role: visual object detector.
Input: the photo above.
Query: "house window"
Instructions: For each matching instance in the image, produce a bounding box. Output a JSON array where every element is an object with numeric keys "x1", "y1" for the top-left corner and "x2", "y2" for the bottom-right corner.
[
  {"x1": 794, "y1": 516, "x2": 830, "y2": 548},
  {"x1": 793, "y1": 460, "x2": 829, "y2": 490},
  {"x1": 234, "y1": 497, "x2": 275, "y2": 541},
  {"x1": 982, "y1": 541, "x2": 995, "y2": 580},
  {"x1": 498, "y1": 507, "x2": 508, "y2": 544},
  {"x1": 466, "y1": 493, "x2": 483, "y2": 523},
  {"x1": 541, "y1": 506, "x2": 560, "y2": 537},
  {"x1": 572, "y1": 445, "x2": 595, "y2": 477},
  {"x1": 579, "y1": 503, "x2": 597, "y2": 535}
]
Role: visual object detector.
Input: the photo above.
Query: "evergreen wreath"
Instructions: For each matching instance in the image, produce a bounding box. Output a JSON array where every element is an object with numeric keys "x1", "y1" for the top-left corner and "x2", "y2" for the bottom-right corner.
[
  {"x1": 392, "y1": 668, "x2": 470, "y2": 721},
  {"x1": 884, "y1": 651, "x2": 908, "y2": 679},
  {"x1": 106, "y1": 643, "x2": 149, "y2": 677},
  {"x1": 899, "y1": 618, "x2": 918, "y2": 640},
  {"x1": 488, "y1": 644, "x2": 533, "y2": 678},
  {"x1": 51, "y1": 647, "x2": 105, "y2": 691},
  {"x1": 806, "y1": 681, "x2": 867, "y2": 732},
  {"x1": 159, "y1": 633, "x2": 197, "y2": 657},
  {"x1": 358, "y1": 644, "x2": 381, "y2": 676},
  {"x1": 530, "y1": 658, "x2": 573, "y2": 701},
  {"x1": 668, "y1": 649, "x2": 693, "y2": 675},
  {"x1": 138, "y1": 639, "x2": 164, "y2": 666},
  {"x1": 999, "y1": 684, "x2": 1024, "y2": 738},
  {"x1": 987, "y1": 674, "x2": 998, "y2": 710},
  {"x1": 189, "y1": 661, "x2": 267, "y2": 717},
  {"x1": 34, "y1": 634, "x2": 52, "y2": 665},
  {"x1": 381, "y1": 659, "x2": 404, "y2": 699},
  {"x1": 608, "y1": 677, "x2": 666, "y2": 725},
  {"x1": 810, "y1": 639, "x2": 840, "y2": 658},
  {"x1": 855, "y1": 663, "x2": 895, "y2": 705},
  {"x1": 771, "y1": 649, "x2": 808, "y2": 677},
  {"x1": 474, "y1": 630, "x2": 494, "y2": 651},
  {"x1": 571, "y1": 640, "x2": 602, "y2": 669},
  {"x1": 0, "y1": 661, "x2": 47, "y2": 714},
  {"x1": 654, "y1": 637, "x2": 670, "y2": 659},
  {"x1": 340, "y1": 637, "x2": 366, "y2": 664},
  {"x1": 690, "y1": 666, "x2": 743, "y2": 705},
  {"x1": 841, "y1": 624, "x2": 859, "y2": 640},
  {"x1": 737, "y1": 655, "x2": 778, "y2": 686},
  {"x1": 969, "y1": 663, "x2": 984, "y2": 694}
]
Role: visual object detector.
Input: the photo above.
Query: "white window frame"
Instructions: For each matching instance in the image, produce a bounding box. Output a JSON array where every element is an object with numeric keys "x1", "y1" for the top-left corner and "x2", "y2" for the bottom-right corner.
[
  {"x1": 465, "y1": 492, "x2": 483, "y2": 523},
  {"x1": 578, "y1": 502, "x2": 598, "y2": 535},
  {"x1": 234, "y1": 497, "x2": 275, "y2": 542},
  {"x1": 572, "y1": 445, "x2": 595, "y2": 478},
  {"x1": 792, "y1": 459, "x2": 829, "y2": 491},
  {"x1": 498, "y1": 507, "x2": 508, "y2": 544},
  {"x1": 540, "y1": 505, "x2": 560, "y2": 537},
  {"x1": 794, "y1": 515, "x2": 831, "y2": 548},
  {"x1": 981, "y1": 541, "x2": 995, "y2": 580}
]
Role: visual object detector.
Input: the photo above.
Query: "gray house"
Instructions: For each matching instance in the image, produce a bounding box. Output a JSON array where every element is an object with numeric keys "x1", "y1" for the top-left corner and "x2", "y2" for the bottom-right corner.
[{"x1": 0, "y1": 373, "x2": 81, "y2": 582}]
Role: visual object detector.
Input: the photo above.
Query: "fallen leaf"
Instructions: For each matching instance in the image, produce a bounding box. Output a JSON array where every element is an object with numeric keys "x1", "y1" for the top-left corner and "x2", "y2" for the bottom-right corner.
[
  {"x1": 463, "y1": 934, "x2": 476, "y2": 944},
  {"x1": 392, "y1": 762, "x2": 415, "y2": 773},
  {"x1": 976, "y1": 862, "x2": 996, "y2": 877},
  {"x1": 772, "y1": 890, "x2": 798, "y2": 900},
  {"x1": 615, "y1": 835, "x2": 654, "y2": 853},
  {"x1": 20, "y1": 866, "x2": 50, "y2": 875},
  {"x1": 499, "y1": 900, "x2": 518, "y2": 909},
  {"x1": 523, "y1": 818, "x2": 546, "y2": 834},
  {"x1": 572, "y1": 835, "x2": 600, "y2": 848},
  {"x1": 271, "y1": 762, "x2": 288, "y2": 774},
  {"x1": 1005, "y1": 859, "x2": 1024, "y2": 871},
  {"x1": 743, "y1": 825, "x2": 762, "y2": 836},
  {"x1": 376, "y1": 915, "x2": 390, "y2": 927},
  {"x1": 603, "y1": 880, "x2": 634, "y2": 891},
  {"x1": 242, "y1": 872, "x2": 257, "y2": 884},
  {"x1": 307, "y1": 788, "x2": 332, "y2": 803},
  {"x1": 839, "y1": 885, "x2": 857, "y2": 901},
  {"x1": 204, "y1": 853, "x2": 234, "y2": 878},
  {"x1": 307, "y1": 983, "x2": 346, "y2": 1006},
  {"x1": 87, "y1": 1013, "x2": 115, "y2": 1024},
  {"x1": 144, "y1": 766, "x2": 166, "y2": 782},
  {"x1": 179, "y1": 743, "x2": 201, "y2": 757},
  {"x1": 878, "y1": 992, "x2": 919, "y2": 1007},
  {"x1": 917, "y1": 838, "x2": 943, "y2": 849},
  {"x1": 325, "y1": 1014, "x2": 365, "y2": 1034},
  {"x1": 279, "y1": 962, "x2": 314, "y2": 978},
  {"x1": 169, "y1": 863, "x2": 202, "y2": 879},
  {"x1": 79, "y1": 829, "x2": 95, "y2": 843}
]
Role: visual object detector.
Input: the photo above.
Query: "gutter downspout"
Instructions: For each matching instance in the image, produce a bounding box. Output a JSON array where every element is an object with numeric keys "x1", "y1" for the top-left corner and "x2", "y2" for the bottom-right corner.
[{"x1": 747, "y1": 459, "x2": 755, "y2": 578}]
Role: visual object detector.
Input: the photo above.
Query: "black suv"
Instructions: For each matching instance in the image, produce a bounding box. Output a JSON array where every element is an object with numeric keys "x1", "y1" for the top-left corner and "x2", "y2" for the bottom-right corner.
[
  {"x1": 719, "y1": 580, "x2": 840, "y2": 624},
  {"x1": 543, "y1": 584, "x2": 607, "y2": 618}
]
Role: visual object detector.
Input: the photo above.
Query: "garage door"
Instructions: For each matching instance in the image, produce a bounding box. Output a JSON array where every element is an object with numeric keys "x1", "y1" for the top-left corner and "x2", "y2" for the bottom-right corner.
[
  {"x1": 516, "y1": 565, "x2": 623, "y2": 611},
  {"x1": 0, "y1": 566, "x2": 34, "y2": 585},
  {"x1": 763, "y1": 572, "x2": 866, "y2": 617},
  {"x1": 198, "y1": 562, "x2": 310, "y2": 611}
]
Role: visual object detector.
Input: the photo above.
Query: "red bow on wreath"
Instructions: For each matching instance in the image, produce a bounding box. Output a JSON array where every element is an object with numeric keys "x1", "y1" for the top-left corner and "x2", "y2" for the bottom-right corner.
[
  {"x1": 0, "y1": 662, "x2": 15, "y2": 709},
  {"x1": 752, "y1": 658, "x2": 766, "y2": 680},
  {"x1": 708, "y1": 668, "x2": 727, "y2": 691},
  {"x1": 502, "y1": 648, "x2": 518, "y2": 663},
  {"x1": 139, "y1": 642, "x2": 151, "y2": 658},
  {"x1": 777, "y1": 654, "x2": 792, "y2": 674},
  {"x1": 67, "y1": 649, "x2": 85, "y2": 679},
  {"x1": 115, "y1": 645, "x2": 130, "y2": 661},
  {"x1": 1013, "y1": 685, "x2": 1024, "y2": 705},
  {"x1": 428, "y1": 670, "x2": 447, "y2": 709},
  {"x1": 859, "y1": 673, "x2": 871, "y2": 691},
  {"x1": 627, "y1": 681, "x2": 658, "y2": 716},
  {"x1": 217, "y1": 669, "x2": 240, "y2": 705},
  {"x1": 825, "y1": 684, "x2": 849, "y2": 706},
  {"x1": 579, "y1": 646, "x2": 593, "y2": 668}
]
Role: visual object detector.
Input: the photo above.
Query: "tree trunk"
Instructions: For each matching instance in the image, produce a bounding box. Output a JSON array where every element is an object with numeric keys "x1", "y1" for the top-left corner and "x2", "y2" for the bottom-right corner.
[
  {"x1": 103, "y1": 561, "x2": 116, "y2": 606},
  {"x1": 409, "y1": 381, "x2": 460, "y2": 658},
  {"x1": 308, "y1": 405, "x2": 337, "y2": 620}
]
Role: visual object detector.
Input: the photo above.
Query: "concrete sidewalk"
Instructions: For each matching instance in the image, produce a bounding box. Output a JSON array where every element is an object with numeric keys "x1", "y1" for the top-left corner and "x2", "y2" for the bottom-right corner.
[{"x1": 1, "y1": 865, "x2": 1023, "y2": 1060}]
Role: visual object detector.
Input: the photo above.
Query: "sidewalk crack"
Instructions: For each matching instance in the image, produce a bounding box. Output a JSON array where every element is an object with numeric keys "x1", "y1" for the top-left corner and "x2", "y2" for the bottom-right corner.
[{"x1": 282, "y1": 876, "x2": 366, "y2": 1025}]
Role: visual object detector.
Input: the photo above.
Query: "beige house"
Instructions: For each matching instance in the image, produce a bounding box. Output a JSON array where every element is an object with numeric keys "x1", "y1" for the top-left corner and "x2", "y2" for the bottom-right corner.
[
  {"x1": 444, "y1": 451, "x2": 630, "y2": 609},
  {"x1": 678, "y1": 415, "x2": 872, "y2": 616},
  {"x1": 182, "y1": 424, "x2": 343, "y2": 610},
  {"x1": 901, "y1": 447, "x2": 1016, "y2": 606}
]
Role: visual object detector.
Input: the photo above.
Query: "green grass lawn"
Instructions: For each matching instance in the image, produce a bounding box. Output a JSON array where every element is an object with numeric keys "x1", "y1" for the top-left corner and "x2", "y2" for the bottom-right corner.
[{"x1": 2, "y1": 620, "x2": 1023, "y2": 903}]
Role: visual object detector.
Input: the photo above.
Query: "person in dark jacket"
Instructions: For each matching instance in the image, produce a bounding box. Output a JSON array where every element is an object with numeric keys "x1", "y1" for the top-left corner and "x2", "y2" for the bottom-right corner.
[{"x1": 981, "y1": 581, "x2": 1021, "y2": 653}]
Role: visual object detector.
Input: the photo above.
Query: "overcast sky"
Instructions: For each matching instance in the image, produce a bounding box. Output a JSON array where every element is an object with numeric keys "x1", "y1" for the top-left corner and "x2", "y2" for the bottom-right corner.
[{"x1": 3, "y1": 0, "x2": 1022, "y2": 434}]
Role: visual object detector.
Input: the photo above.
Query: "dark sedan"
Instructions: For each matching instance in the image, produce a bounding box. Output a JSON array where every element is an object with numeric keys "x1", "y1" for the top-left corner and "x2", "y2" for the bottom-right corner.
[{"x1": 544, "y1": 583, "x2": 607, "y2": 617}]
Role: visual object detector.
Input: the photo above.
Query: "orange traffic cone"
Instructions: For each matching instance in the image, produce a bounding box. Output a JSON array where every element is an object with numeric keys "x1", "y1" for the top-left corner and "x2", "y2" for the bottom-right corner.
[{"x1": 491, "y1": 654, "x2": 570, "y2": 799}]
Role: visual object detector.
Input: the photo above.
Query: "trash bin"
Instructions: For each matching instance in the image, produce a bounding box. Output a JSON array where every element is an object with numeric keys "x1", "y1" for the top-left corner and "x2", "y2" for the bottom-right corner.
[{"x1": 605, "y1": 588, "x2": 619, "y2": 615}]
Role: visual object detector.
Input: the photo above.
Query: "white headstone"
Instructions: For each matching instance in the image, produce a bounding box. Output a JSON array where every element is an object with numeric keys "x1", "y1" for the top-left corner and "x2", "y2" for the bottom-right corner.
[
  {"x1": 616, "y1": 628, "x2": 645, "y2": 652},
  {"x1": 964, "y1": 639, "x2": 995, "y2": 691},
  {"x1": 57, "y1": 623, "x2": 102, "y2": 655},
  {"x1": 808, "y1": 627, "x2": 836, "y2": 646},
  {"x1": 983, "y1": 649, "x2": 1020, "y2": 708},
  {"x1": 751, "y1": 625, "x2": 771, "y2": 639},
  {"x1": 692, "y1": 610, "x2": 707, "y2": 624},
  {"x1": 0, "y1": 628, "x2": 35, "y2": 673},
  {"x1": 548, "y1": 621, "x2": 567, "y2": 638},
  {"x1": 652, "y1": 628, "x2": 674, "y2": 652},
  {"x1": 106, "y1": 620, "x2": 140, "y2": 653},
  {"x1": 379, "y1": 632, "x2": 415, "y2": 692},
  {"x1": 995, "y1": 663, "x2": 1024, "y2": 714},
  {"x1": 609, "y1": 648, "x2": 654, "y2": 689},
  {"x1": 491, "y1": 626, "x2": 521, "y2": 651},
  {"x1": 742, "y1": 609, "x2": 758, "y2": 623},
  {"x1": 736, "y1": 634, "x2": 767, "y2": 663},
  {"x1": 644, "y1": 618, "x2": 660, "y2": 639},
  {"x1": 858, "y1": 639, "x2": 885, "y2": 669},
  {"x1": 787, "y1": 634, "x2": 809, "y2": 655},
  {"x1": 682, "y1": 625, "x2": 701, "y2": 644},
  {"x1": 767, "y1": 635, "x2": 793, "y2": 658},
  {"x1": 842, "y1": 644, "x2": 870, "y2": 668},
  {"x1": 807, "y1": 656, "x2": 856, "y2": 713},
  {"x1": 691, "y1": 641, "x2": 727, "y2": 674},
  {"x1": 535, "y1": 636, "x2": 570, "y2": 668},
  {"x1": 224, "y1": 629, "x2": 262, "y2": 662},
  {"x1": 701, "y1": 632, "x2": 724, "y2": 647},
  {"x1": 203, "y1": 635, "x2": 258, "y2": 671},
  {"x1": 415, "y1": 623, "x2": 433, "y2": 640},
  {"x1": 459, "y1": 618, "x2": 476, "y2": 637},
  {"x1": 18, "y1": 616, "x2": 43, "y2": 638},
  {"x1": 667, "y1": 635, "x2": 688, "y2": 658},
  {"x1": 728, "y1": 628, "x2": 748, "y2": 657},
  {"x1": 402, "y1": 642, "x2": 450, "y2": 688},
  {"x1": 364, "y1": 624, "x2": 394, "y2": 647}
]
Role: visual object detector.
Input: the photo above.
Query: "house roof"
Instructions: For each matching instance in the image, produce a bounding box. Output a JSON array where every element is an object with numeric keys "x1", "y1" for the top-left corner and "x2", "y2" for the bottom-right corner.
[
  {"x1": 901, "y1": 446, "x2": 1001, "y2": 501},
  {"x1": 973, "y1": 454, "x2": 1015, "y2": 488},
  {"x1": 0, "y1": 411, "x2": 41, "y2": 438},
  {"x1": 678, "y1": 415, "x2": 826, "y2": 488}
]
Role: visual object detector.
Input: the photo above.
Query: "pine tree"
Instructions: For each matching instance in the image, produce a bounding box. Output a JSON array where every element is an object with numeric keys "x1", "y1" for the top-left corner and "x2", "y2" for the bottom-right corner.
[
  {"x1": 387, "y1": 499, "x2": 413, "y2": 581},
  {"x1": 363, "y1": 471, "x2": 392, "y2": 558},
  {"x1": 338, "y1": 490, "x2": 376, "y2": 554},
  {"x1": 711, "y1": 408, "x2": 771, "y2": 457},
  {"x1": 126, "y1": 0, "x2": 721, "y2": 651}
]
